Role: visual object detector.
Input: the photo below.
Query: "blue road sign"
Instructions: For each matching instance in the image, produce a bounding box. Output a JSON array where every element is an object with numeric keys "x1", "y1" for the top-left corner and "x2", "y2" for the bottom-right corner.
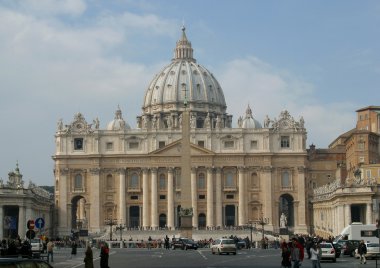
[{"x1": 35, "y1": 217, "x2": 45, "y2": 229}]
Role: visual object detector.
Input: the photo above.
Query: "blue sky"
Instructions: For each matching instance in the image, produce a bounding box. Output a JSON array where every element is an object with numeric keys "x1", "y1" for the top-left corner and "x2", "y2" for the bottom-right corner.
[{"x1": 0, "y1": 0, "x2": 379, "y2": 186}]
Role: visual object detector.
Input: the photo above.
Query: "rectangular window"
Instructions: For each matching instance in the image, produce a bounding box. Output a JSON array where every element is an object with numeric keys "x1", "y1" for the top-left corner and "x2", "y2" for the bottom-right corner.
[
  {"x1": 74, "y1": 138, "x2": 83, "y2": 150},
  {"x1": 250, "y1": 140, "x2": 258, "y2": 149},
  {"x1": 367, "y1": 170, "x2": 371, "y2": 178},
  {"x1": 198, "y1": 141, "x2": 205, "y2": 147},
  {"x1": 106, "y1": 142, "x2": 113, "y2": 150},
  {"x1": 224, "y1": 141, "x2": 234, "y2": 148},
  {"x1": 159, "y1": 195, "x2": 166, "y2": 200},
  {"x1": 226, "y1": 194, "x2": 234, "y2": 199},
  {"x1": 198, "y1": 194, "x2": 205, "y2": 200},
  {"x1": 130, "y1": 195, "x2": 139, "y2": 200},
  {"x1": 129, "y1": 142, "x2": 139, "y2": 149},
  {"x1": 359, "y1": 156, "x2": 365, "y2": 163},
  {"x1": 358, "y1": 143, "x2": 365, "y2": 150},
  {"x1": 159, "y1": 141, "x2": 166, "y2": 148},
  {"x1": 280, "y1": 136, "x2": 290, "y2": 148}
]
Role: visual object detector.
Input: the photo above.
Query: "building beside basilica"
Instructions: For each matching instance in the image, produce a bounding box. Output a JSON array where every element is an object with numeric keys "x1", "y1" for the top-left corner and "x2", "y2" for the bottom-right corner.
[
  {"x1": 53, "y1": 27, "x2": 309, "y2": 237},
  {"x1": 0, "y1": 164, "x2": 53, "y2": 239},
  {"x1": 311, "y1": 106, "x2": 380, "y2": 237}
]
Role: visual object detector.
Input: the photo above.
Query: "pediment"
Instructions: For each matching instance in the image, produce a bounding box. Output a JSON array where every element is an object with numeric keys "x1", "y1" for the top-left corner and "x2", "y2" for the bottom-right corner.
[{"x1": 150, "y1": 139, "x2": 214, "y2": 156}]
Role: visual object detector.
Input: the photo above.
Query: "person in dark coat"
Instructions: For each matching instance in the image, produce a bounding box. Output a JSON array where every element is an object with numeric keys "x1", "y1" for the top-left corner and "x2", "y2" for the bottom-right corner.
[
  {"x1": 84, "y1": 245, "x2": 94, "y2": 268},
  {"x1": 358, "y1": 240, "x2": 367, "y2": 264},
  {"x1": 70, "y1": 241, "x2": 77, "y2": 259},
  {"x1": 100, "y1": 242, "x2": 110, "y2": 268}
]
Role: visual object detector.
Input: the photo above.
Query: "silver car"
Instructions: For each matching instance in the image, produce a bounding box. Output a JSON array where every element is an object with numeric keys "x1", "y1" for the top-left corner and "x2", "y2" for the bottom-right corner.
[
  {"x1": 320, "y1": 242, "x2": 336, "y2": 262},
  {"x1": 211, "y1": 238, "x2": 237, "y2": 255}
]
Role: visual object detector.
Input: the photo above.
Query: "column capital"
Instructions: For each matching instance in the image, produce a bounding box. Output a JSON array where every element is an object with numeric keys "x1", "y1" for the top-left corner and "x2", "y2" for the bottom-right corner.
[
  {"x1": 297, "y1": 166, "x2": 306, "y2": 173},
  {"x1": 59, "y1": 168, "x2": 70, "y2": 175},
  {"x1": 261, "y1": 166, "x2": 273, "y2": 173},
  {"x1": 191, "y1": 167, "x2": 197, "y2": 173},
  {"x1": 207, "y1": 167, "x2": 214, "y2": 173},
  {"x1": 150, "y1": 167, "x2": 158, "y2": 173},
  {"x1": 238, "y1": 166, "x2": 246, "y2": 172},
  {"x1": 89, "y1": 168, "x2": 101, "y2": 175},
  {"x1": 215, "y1": 167, "x2": 222, "y2": 173},
  {"x1": 168, "y1": 167, "x2": 174, "y2": 173}
]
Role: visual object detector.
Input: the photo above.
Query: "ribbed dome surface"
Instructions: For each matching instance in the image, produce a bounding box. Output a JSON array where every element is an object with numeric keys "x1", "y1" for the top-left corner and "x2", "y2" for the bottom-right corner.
[{"x1": 141, "y1": 27, "x2": 227, "y2": 116}]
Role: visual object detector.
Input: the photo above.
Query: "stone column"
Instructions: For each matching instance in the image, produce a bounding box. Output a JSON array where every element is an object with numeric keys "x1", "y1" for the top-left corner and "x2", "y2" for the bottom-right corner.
[
  {"x1": 191, "y1": 167, "x2": 198, "y2": 228},
  {"x1": 18, "y1": 206, "x2": 26, "y2": 238},
  {"x1": 58, "y1": 168, "x2": 69, "y2": 234},
  {"x1": 142, "y1": 168, "x2": 149, "y2": 229},
  {"x1": 296, "y1": 166, "x2": 307, "y2": 233},
  {"x1": 366, "y1": 202, "x2": 373, "y2": 224},
  {"x1": 167, "y1": 167, "x2": 174, "y2": 229},
  {"x1": 262, "y1": 166, "x2": 272, "y2": 226},
  {"x1": 238, "y1": 167, "x2": 246, "y2": 226},
  {"x1": 89, "y1": 168, "x2": 101, "y2": 233},
  {"x1": 345, "y1": 204, "x2": 351, "y2": 226},
  {"x1": 337, "y1": 204, "x2": 344, "y2": 234},
  {"x1": 206, "y1": 167, "x2": 214, "y2": 228},
  {"x1": 215, "y1": 168, "x2": 222, "y2": 228},
  {"x1": 151, "y1": 168, "x2": 158, "y2": 229},
  {"x1": 119, "y1": 169, "x2": 126, "y2": 224},
  {"x1": 0, "y1": 205, "x2": 3, "y2": 239}
]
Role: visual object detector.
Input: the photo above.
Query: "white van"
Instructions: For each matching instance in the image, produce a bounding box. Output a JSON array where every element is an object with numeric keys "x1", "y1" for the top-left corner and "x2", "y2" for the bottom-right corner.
[
  {"x1": 30, "y1": 238, "x2": 44, "y2": 256},
  {"x1": 335, "y1": 222, "x2": 378, "y2": 243}
]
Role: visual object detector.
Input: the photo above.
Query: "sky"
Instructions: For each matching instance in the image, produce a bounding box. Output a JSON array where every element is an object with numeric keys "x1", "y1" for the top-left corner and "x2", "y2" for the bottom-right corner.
[{"x1": 0, "y1": 0, "x2": 379, "y2": 186}]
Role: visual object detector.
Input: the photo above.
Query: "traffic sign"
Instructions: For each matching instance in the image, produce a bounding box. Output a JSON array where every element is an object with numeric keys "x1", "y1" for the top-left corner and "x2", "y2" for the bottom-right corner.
[
  {"x1": 26, "y1": 229, "x2": 36, "y2": 239},
  {"x1": 27, "y1": 220, "x2": 35, "y2": 230},
  {"x1": 35, "y1": 218, "x2": 45, "y2": 229}
]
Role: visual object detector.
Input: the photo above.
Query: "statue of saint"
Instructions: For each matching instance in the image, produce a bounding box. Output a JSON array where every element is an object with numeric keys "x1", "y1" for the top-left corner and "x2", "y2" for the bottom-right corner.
[{"x1": 280, "y1": 213, "x2": 287, "y2": 228}]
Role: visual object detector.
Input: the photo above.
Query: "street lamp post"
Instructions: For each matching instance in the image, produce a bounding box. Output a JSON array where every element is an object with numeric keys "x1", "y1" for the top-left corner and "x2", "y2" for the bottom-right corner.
[
  {"x1": 116, "y1": 224, "x2": 126, "y2": 241},
  {"x1": 254, "y1": 214, "x2": 269, "y2": 249},
  {"x1": 104, "y1": 218, "x2": 118, "y2": 241},
  {"x1": 247, "y1": 220, "x2": 254, "y2": 249}
]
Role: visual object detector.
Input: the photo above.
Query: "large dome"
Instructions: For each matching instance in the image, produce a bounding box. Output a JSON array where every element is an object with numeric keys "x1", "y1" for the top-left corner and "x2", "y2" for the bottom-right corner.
[{"x1": 138, "y1": 27, "x2": 231, "y2": 130}]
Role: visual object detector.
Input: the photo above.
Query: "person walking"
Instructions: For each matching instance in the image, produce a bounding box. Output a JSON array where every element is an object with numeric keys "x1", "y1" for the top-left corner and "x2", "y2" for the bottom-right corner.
[
  {"x1": 46, "y1": 239, "x2": 54, "y2": 263},
  {"x1": 84, "y1": 245, "x2": 94, "y2": 268},
  {"x1": 290, "y1": 237, "x2": 304, "y2": 268},
  {"x1": 281, "y1": 242, "x2": 291, "y2": 268},
  {"x1": 310, "y1": 243, "x2": 320, "y2": 268},
  {"x1": 147, "y1": 236, "x2": 152, "y2": 250},
  {"x1": 70, "y1": 241, "x2": 77, "y2": 259},
  {"x1": 100, "y1": 242, "x2": 110, "y2": 268},
  {"x1": 358, "y1": 240, "x2": 367, "y2": 264}
]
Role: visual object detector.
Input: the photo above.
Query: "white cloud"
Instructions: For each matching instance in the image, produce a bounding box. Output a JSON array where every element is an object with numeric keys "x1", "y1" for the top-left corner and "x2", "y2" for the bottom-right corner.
[{"x1": 217, "y1": 56, "x2": 356, "y2": 147}]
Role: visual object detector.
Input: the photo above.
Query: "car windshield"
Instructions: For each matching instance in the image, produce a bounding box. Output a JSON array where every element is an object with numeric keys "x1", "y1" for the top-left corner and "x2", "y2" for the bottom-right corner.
[
  {"x1": 320, "y1": 243, "x2": 333, "y2": 248},
  {"x1": 222, "y1": 240, "x2": 235, "y2": 245},
  {"x1": 367, "y1": 243, "x2": 379, "y2": 247},
  {"x1": 31, "y1": 239, "x2": 40, "y2": 243}
]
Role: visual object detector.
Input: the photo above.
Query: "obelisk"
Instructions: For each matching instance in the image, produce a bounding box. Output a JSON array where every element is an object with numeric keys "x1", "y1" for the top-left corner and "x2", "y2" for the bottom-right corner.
[{"x1": 179, "y1": 96, "x2": 193, "y2": 238}]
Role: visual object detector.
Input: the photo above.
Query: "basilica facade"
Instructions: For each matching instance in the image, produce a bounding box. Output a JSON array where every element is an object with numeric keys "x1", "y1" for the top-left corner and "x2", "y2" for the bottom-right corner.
[{"x1": 53, "y1": 27, "x2": 309, "y2": 236}]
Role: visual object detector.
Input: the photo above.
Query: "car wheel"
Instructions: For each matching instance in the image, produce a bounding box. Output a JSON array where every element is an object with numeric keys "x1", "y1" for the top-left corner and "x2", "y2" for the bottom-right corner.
[
  {"x1": 185, "y1": 246, "x2": 188, "y2": 250},
  {"x1": 350, "y1": 251, "x2": 354, "y2": 257},
  {"x1": 212, "y1": 249, "x2": 215, "y2": 254}
]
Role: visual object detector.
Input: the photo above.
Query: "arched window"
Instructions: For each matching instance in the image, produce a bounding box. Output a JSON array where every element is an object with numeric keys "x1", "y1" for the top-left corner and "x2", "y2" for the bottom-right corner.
[
  {"x1": 225, "y1": 172, "x2": 234, "y2": 187},
  {"x1": 106, "y1": 174, "x2": 113, "y2": 189},
  {"x1": 74, "y1": 174, "x2": 82, "y2": 189},
  {"x1": 159, "y1": 174, "x2": 166, "y2": 190},
  {"x1": 130, "y1": 173, "x2": 139, "y2": 189},
  {"x1": 198, "y1": 173, "x2": 205, "y2": 189},
  {"x1": 282, "y1": 171, "x2": 290, "y2": 187},
  {"x1": 251, "y1": 172, "x2": 259, "y2": 188}
]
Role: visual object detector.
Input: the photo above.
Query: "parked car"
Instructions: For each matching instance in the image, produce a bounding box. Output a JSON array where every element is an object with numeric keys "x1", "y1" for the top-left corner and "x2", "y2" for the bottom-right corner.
[
  {"x1": 211, "y1": 238, "x2": 237, "y2": 255},
  {"x1": 320, "y1": 242, "x2": 336, "y2": 262},
  {"x1": 0, "y1": 258, "x2": 53, "y2": 268},
  {"x1": 30, "y1": 238, "x2": 44, "y2": 257},
  {"x1": 236, "y1": 239, "x2": 247, "y2": 249},
  {"x1": 171, "y1": 238, "x2": 198, "y2": 250},
  {"x1": 355, "y1": 242, "x2": 380, "y2": 259},
  {"x1": 335, "y1": 240, "x2": 360, "y2": 257},
  {"x1": 332, "y1": 242, "x2": 342, "y2": 258}
]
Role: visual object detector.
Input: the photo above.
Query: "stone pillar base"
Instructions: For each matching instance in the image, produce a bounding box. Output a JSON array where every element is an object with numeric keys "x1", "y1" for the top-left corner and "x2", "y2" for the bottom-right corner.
[{"x1": 180, "y1": 216, "x2": 193, "y2": 238}]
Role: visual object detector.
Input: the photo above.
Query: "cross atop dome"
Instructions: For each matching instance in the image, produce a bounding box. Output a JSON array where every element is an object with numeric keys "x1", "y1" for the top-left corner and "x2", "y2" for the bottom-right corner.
[{"x1": 174, "y1": 26, "x2": 195, "y2": 62}]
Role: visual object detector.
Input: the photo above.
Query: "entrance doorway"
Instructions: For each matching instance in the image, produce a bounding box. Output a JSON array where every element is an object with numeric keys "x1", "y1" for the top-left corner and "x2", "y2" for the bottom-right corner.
[
  {"x1": 129, "y1": 206, "x2": 140, "y2": 228},
  {"x1": 225, "y1": 205, "x2": 235, "y2": 226}
]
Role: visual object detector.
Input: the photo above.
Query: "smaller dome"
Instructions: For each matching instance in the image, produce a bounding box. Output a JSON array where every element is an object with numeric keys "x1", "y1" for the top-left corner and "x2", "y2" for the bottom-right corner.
[
  {"x1": 107, "y1": 106, "x2": 131, "y2": 130},
  {"x1": 242, "y1": 105, "x2": 262, "y2": 129}
]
